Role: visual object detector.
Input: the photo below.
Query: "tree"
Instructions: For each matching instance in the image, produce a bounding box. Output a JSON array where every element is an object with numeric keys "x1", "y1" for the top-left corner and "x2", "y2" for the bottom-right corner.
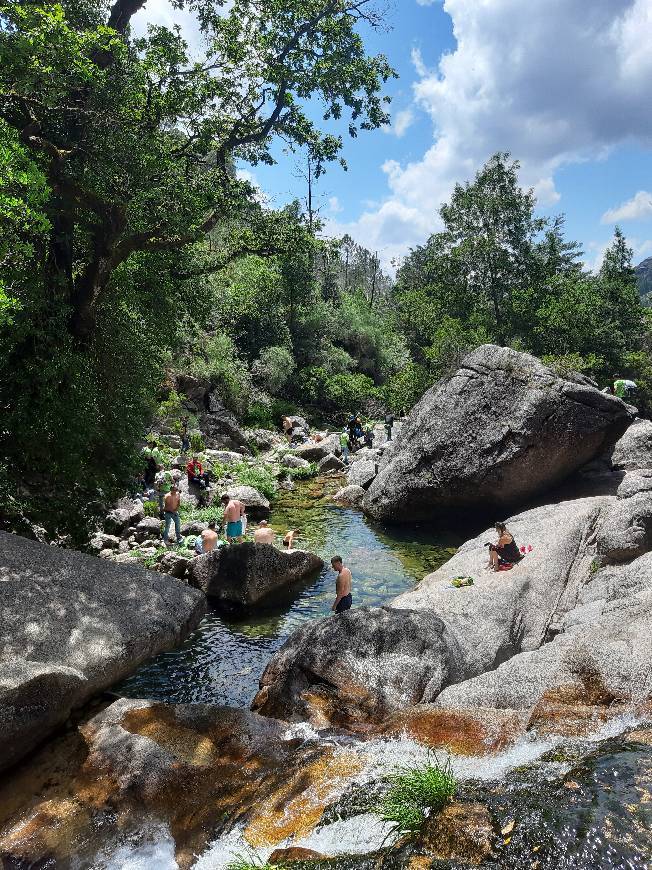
[{"x1": 0, "y1": 0, "x2": 395, "y2": 536}]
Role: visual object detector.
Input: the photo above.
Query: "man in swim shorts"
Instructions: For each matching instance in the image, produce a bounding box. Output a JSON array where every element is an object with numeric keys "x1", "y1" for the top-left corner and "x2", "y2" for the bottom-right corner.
[
  {"x1": 330, "y1": 555, "x2": 352, "y2": 614},
  {"x1": 221, "y1": 493, "x2": 245, "y2": 543}
]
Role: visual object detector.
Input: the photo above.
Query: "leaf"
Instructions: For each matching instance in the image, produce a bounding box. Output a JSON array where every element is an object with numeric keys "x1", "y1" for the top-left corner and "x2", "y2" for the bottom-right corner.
[{"x1": 501, "y1": 820, "x2": 515, "y2": 835}]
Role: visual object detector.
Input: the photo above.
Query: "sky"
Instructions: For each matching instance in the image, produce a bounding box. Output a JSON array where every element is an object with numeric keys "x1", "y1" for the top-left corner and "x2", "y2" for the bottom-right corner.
[{"x1": 132, "y1": 0, "x2": 652, "y2": 273}]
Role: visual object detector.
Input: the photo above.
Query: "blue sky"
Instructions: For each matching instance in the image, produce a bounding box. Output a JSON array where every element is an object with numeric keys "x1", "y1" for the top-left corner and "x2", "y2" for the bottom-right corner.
[{"x1": 134, "y1": 0, "x2": 652, "y2": 272}]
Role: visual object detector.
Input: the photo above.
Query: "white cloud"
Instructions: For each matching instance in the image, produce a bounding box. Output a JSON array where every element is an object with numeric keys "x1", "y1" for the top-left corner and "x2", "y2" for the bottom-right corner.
[
  {"x1": 386, "y1": 107, "x2": 416, "y2": 138},
  {"x1": 339, "y1": 0, "x2": 652, "y2": 267},
  {"x1": 131, "y1": 0, "x2": 206, "y2": 59},
  {"x1": 602, "y1": 191, "x2": 652, "y2": 223},
  {"x1": 328, "y1": 196, "x2": 343, "y2": 214}
]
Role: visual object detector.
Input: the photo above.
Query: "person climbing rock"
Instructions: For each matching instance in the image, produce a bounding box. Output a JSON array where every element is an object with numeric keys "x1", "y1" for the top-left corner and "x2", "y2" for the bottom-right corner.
[
  {"x1": 330, "y1": 555, "x2": 352, "y2": 613},
  {"x1": 486, "y1": 522, "x2": 523, "y2": 571},
  {"x1": 162, "y1": 485, "x2": 182, "y2": 545},
  {"x1": 186, "y1": 456, "x2": 210, "y2": 489},
  {"x1": 221, "y1": 493, "x2": 245, "y2": 543}
]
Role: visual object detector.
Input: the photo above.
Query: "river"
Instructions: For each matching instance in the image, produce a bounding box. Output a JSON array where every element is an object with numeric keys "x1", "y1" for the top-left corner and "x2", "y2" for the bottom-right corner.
[{"x1": 118, "y1": 476, "x2": 460, "y2": 708}]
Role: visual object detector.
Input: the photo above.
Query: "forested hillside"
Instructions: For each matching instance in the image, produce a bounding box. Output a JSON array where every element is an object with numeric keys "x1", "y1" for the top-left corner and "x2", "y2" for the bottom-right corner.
[
  {"x1": 1, "y1": 1, "x2": 651, "y2": 540},
  {"x1": 637, "y1": 257, "x2": 652, "y2": 306}
]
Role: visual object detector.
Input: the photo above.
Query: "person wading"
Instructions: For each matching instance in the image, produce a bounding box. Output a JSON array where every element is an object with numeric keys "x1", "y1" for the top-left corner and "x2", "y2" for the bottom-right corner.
[
  {"x1": 254, "y1": 520, "x2": 276, "y2": 545},
  {"x1": 330, "y1": 555, "x2": 352, "y2": 613},
  {"x1": 221, "y1": 493, "x2": 245, "y2": 543},
  {"x1": 163, "y1": 485, "x2": 182, "y2": 545},
  {"x1": 201, "y1": 520, "x2": 218, "y2": 553}
]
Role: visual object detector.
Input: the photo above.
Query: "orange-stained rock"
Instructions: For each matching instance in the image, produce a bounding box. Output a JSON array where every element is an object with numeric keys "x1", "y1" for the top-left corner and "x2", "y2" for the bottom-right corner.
[
  {"x1": 0, "y1": 798, "x2": 90, "y2": 866},
  {"x1": 268, "y1": 846, "x2": 326, "y2": 863},
  {"x1": 527, "y1": 685, "x2": 652, "y2": 738},
  {"x1": 374, "y1": 705, "x2": 528, "y2": 755},
  {"x1": 418, "y1": 802, "x2": 495, "y2": 866}
]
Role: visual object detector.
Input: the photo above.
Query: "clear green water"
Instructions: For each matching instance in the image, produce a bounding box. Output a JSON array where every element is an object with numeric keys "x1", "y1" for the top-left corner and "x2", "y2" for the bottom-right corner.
[{"x1": 118, "y1": 477, "x2": 460, "y2": 707}]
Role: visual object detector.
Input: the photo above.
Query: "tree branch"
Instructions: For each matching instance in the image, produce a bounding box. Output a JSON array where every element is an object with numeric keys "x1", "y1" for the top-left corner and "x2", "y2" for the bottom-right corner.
[{"x1": 107, "y1": 0, "x2": 148, "y2": 34}]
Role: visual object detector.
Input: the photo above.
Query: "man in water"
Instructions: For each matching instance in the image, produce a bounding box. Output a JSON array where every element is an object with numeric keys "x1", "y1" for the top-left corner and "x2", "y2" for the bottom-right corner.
[
  {"x1": 221, "y1": 493, "x2": 245, "y2": 543},
  {"x1": 283, "y1": 529, "x2": 300, "y2": 552},
  {"x1": 163, "y1": 485, "x2": 182, "y2": 545},
  {"x1": 254, "y1": 520, "x2": 276, "y2": 545},
  {"x1": 330, "y1": 555, "x2": 352, "y2": 613},
  {"x1": 201, "y1": 520, "x2": 218, "y2": 553}
]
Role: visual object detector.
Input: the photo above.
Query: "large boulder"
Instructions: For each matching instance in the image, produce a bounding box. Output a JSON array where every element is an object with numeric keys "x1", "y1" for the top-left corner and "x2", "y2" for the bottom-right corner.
[
  {"x1": 202, "y1": 394, "x2": 249, "y2": 451},
  {"x1": 0, "y1": 532, "x2": 205, "y2": 772},
  {"x1": 318, "y1": 453, "x2": 346, "y2": 473},
  {"x1": 224, "y1": 484, "x2": 270, "y2": 519},
  {"x1": 347, "y1": 459, "x2": 377, "y2": 490},
  {"x1": 188, "y1": 542, "x2": 323, "y2": 607},
  {"x1": 333, "y1": 485, "x2": 366, "y2": 507},
  {"x1": 134, "y1": 516, "x2": 162, "y2": 542},
  {"x1": 293, "y1": 435, "x2": 341, "y2": 462},
  {"x1": 364, "y1": 345, "x2": 633, "y2": 522},
  {"x1": 281, "y1": 454, "x2": 311, "y2": 470},
  {"x1": 253, "y1": 607, "x2": 467, "y2": 727},
  {"x1": 607, "y1": 418, "x2": 652, "y2": 469}
]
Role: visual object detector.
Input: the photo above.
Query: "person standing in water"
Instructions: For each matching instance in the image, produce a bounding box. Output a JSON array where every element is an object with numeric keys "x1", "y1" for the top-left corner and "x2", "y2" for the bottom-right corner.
[{"x1": 330, "y1": 556, "x2": 352, "y2": 613}]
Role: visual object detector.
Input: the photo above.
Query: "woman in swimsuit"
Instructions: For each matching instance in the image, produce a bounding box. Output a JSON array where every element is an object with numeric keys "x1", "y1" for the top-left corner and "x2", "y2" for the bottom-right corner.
[{"x1": 487, "y1": 522, "x2": 523, "y2": 571}]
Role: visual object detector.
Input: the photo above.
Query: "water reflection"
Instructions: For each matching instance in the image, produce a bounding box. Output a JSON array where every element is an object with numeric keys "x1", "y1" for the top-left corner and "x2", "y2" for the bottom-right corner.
[{"x1": 117, "y1": 478, "x2": 460, "y2": 708}]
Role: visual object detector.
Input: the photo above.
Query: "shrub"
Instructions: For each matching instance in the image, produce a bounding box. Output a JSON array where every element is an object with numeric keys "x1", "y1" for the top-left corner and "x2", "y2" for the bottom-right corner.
[
  {"x1": 380, "y1": 755, "x2": 457, "y2": 836},
  {"x1": 188, "y1": 331, "x2": 252, "y2": 415},
  {"x1": 189, "y1": 431, "x2": 205, "y2": 453},
  {"x1": 142, "y1": 500, "x2": 160, "y2": 517},
  {"x1": 284, "y1": 462, "x2": 319, "y2": 480},
  {"x1": 234, "y1": 463, "x2": 277, "y2": 500},
  {"x1": 382, "y1": 362, "x2": 431, "y2": 414}
]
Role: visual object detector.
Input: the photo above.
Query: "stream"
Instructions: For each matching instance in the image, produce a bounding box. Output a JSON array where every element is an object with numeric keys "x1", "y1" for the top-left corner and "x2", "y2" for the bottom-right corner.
[{"x1": 118, "y1": 476, "x2": 460, "y2": 708}]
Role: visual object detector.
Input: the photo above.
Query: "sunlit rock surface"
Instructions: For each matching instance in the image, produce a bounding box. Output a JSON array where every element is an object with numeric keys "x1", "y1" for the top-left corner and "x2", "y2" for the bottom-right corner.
[
  {"x1": 364, "y1": 344, "x2": 633, "y2": 522},
  {"x1": 0, "y1": 532, "x2": 205, "y2": 772}
]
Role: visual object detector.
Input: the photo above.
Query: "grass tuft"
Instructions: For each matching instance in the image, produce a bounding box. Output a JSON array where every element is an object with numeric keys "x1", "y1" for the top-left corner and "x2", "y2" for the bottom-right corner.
[
  {"x1": 225, "y1": 853, "x2": 276, "y2": 870},
  {"x1": 380, "y1": 754, "x2": 457, "y2": 836}
]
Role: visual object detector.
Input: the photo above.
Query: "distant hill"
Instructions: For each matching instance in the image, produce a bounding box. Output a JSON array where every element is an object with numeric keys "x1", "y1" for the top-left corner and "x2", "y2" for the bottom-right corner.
[{"x1": 637, "y1": 257, "x2": 652, "y2": 307}]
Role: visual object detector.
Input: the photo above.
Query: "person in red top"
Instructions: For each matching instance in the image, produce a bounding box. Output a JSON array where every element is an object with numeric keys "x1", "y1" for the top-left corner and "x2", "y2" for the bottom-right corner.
[{"x1": 186, "y1": 456, "x2": 210, "y2": 490}]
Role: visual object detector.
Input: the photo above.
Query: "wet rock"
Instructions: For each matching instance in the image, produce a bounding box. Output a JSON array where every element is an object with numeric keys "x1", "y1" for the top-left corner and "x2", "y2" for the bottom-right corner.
[
  {"x1": 364, "y1": 345, "x2": 633, "y2": 522},
  {"x1": 134, "y1": 516, "x2": 162, "y2": 542},
  {"x1": 268, "y1": 846, "x2": 326, "y2": 863},
  {"x1": 377, "y1": 705, "x2": 528, "y2": 756},
  {"x1": 0, "y1": 797, "x2": 92, "y2": 867},
  {"x1": 225, "y1": 484, "x2": 270, "y2": 519},
  {"x1": 0, "y1": 531, "x2": 205, "y2": 772},
  {"x1": 318, "y1": 453, "x2": 346, "y2": 473},
  {"x1": 334, "y1": 485, "x2": 366, "y2": 507},
  {"x1": 347, "y1": 459, "x2": 377, "y2": 490},
  {"x1": 253, "y1": 607, "x2": 466, "y2": 728},
  {"x1": 188, "y1": 542, "x2": 323, "y2": 607},
  {"x1": 418, "y1": 802, "x2": 495, "y2": 866},
  {"x1": 282, "y1": 453, "x2": 311, "y2": 469}
]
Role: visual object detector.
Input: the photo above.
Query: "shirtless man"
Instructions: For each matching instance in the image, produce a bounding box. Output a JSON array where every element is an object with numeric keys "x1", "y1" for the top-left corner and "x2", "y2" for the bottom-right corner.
[
  {"x1": 283, "y1": 529, "x2": 300, "y2": 552},
  {"x1": 163, "y1": 485, "x2": 182, "y2": 545},
  {"x1": 201, "y1": 520, "x2": 218, "y2": 553},
  {"x1": 221, "y1": 493, "x2": 245, "y2": 543},
  {"x1": 330, "y1": 556, "x2": 352, "y2": 613},
  {"x1": 254, "y1": 520, "x2": 276, "y2": 545}
]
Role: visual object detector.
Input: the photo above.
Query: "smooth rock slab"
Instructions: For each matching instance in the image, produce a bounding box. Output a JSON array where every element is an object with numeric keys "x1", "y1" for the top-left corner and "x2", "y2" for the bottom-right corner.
[
  {"x1": 0, "y1": 531, "x2": 205, "y2": 772},
  {"x1": 225, "y1": 485, "x2": 270, "y2": 519},
  {"x1": 364, "y1": 344, "x2": 633, "y2": 522},
  {"x1": 347, "y1": 459, "x2": 377, "y2": 490},
  {"x1": 188, "y1": 542, "x2": 323, "y2": 607}
]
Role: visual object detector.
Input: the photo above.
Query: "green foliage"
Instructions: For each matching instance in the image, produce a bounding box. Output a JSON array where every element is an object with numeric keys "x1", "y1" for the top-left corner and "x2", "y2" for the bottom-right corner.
[
  {"x1": 233, "y1": 463, "x2": 277, "y2": 500},
  {"x1": 178, "y1": 500, "x2": 224, "y2": 525},
  {"x1": 382, "y1": 363, "x2": 431, "y2": 415},
  {"x1": 142, "y1": 500, "x2": 160, "y2": 518},
  {"x1": 380, "y1": 756, "x2": 457, "y2": 836},
  {"x1": 298, "y1": 366, "x2": 377, "y2": 412},
  {"x1": 251, "y1": 345, "x2": 296, "y2": 395},
  {"x1": 225, "y1": 855, "x2": 275, "y2": 870},
  {"x1": 284, "y1": 463, "x2": 319, "y2": 480},
  {"x1": 189, "y1": 431, "x2": 205, "y2": 453}
]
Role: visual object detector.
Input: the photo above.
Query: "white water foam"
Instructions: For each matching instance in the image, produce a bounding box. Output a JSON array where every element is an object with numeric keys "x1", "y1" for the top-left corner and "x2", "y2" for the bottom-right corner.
[{"x1": 93, "y1": 826, "x2": 177, "y2": 870}]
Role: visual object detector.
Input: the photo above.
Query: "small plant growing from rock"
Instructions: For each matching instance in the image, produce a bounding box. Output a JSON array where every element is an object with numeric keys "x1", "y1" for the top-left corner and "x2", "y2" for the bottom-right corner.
[
  {"x1": 190, "y1": 431, "x2": 205, "y2": 453},
  {"x1": 380, "y1": 754, "x2": 457, "y2": 836},
  {"x1": 225, "y1": 854, "x2": 275, "y2": 870}
]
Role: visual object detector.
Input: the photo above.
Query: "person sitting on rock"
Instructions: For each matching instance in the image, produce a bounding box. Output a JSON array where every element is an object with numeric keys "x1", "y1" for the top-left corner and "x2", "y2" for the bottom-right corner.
[
  {"x1": 331, "y1": 555, "x2": 352, "y2": 613},
  {"x1": 201, "y1": 520, "x2": 218, "y2": 553},
  {"x1": 487, "y1": 522, "x2": 523, "y2": 571},
  {"x1": 162, "y1": 485, "x2": 183, "y2": 546},
  {"x1": 186, "y1": 456, "x2": 210, "y2": 489},
  {"x1": 221, "y1": 493, "x2": 245, "y2": 543},
  {"x1": 254, "y1": 520, "x2": 276, "y2": 545}
]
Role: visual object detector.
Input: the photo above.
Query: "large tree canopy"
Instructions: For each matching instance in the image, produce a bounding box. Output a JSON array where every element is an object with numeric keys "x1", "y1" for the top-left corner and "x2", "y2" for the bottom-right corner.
[{"x1": 0, "y1": 0, "x2": 394, "y2": 537}]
